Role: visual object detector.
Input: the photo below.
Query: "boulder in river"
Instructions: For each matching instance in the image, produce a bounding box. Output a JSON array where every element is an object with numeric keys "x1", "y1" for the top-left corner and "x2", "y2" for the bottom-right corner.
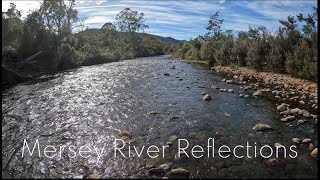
[
  {"x1": 253, "y1": 123, "x2": 272, "y2": 131},
  {"x1": 203, "y1": 94, "x2": 212, "y2": 101}
]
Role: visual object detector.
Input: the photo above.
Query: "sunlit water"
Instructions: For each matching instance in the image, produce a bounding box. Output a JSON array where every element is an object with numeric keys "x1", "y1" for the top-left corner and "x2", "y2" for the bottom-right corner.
[{"x1": 2, "y1": 55, "x2": 317, "y2": 178}]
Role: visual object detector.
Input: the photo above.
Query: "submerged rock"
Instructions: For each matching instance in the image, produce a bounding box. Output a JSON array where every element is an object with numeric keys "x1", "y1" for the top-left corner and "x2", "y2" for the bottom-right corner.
[
  {"x1": 203, "y1": 94, "x2": 212, "y2": 101},
  {"x1": 227, "y1": 89, "x2": 234, "y2": 93}
]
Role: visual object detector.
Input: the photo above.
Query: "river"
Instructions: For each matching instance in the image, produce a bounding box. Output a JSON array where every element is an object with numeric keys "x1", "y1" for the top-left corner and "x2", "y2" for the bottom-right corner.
[{"x1": 2, "y1": 55, "x2": 317, "y2": 178}]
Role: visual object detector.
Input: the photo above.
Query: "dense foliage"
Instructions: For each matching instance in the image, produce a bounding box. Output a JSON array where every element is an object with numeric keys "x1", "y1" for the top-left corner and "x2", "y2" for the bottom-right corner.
[
  {"x1": 172, "y1": 8, "x2": 318, "y2": 81},
  {"x1": 2, "y1": 1, "x2": 172, "y2": 72}
]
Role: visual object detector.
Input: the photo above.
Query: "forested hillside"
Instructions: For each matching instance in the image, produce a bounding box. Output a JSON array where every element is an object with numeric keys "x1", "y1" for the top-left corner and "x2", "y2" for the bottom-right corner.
[
  {"x1": 172, "y1": 8, "x2": 318, "y2": 81},
  {"x1": 2, "y1": 1, "x2": 177, "y2": 84}
]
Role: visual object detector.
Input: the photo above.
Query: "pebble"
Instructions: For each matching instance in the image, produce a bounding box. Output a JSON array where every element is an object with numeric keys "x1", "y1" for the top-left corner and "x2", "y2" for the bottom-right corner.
[
  {"x1": 290, "y1": 108, "x2": 301, "y2": 114},
  {"x1": 299, "y1": 100, "x2": 305, "y2": 105},
  {"x1": 228, "y1": 89, "x2": 234, "y2": 93},
  {"x1": 239, "y1": 94, "x2": 244, "y2": 98},
  {"x1": 244, "y1": 95, "x2": 249, "y2": 98}
]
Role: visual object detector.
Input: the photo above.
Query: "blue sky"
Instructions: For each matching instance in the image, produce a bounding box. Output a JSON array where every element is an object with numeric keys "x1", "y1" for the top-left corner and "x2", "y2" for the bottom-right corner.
[{"x1": 2, "y1": 0, "x2": 317, "y2": 40}]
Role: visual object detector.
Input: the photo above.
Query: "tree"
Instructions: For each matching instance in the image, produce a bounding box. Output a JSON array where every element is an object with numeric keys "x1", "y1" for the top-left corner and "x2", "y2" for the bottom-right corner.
[
  {"x1": 204, "y1": 10, "x2": 223, "y2": 40},
  {"x1": 115, "y1": 8, "x2": 148, "y2": 33}
]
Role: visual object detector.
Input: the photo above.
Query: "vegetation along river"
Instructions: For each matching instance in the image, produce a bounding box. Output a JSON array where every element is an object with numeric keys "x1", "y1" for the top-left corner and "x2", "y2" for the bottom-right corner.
[{"x1": 2, "y1": 55, "x2": 317, "y2": 178}]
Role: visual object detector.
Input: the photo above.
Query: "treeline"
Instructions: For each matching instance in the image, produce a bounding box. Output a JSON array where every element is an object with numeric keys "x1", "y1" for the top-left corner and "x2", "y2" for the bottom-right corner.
[
  {"x1": 172, "y1": 8, "x2": 318, "y2": 81},
  {"x1": 2, "y1": 0, "x2": 172, "y2": 72}
]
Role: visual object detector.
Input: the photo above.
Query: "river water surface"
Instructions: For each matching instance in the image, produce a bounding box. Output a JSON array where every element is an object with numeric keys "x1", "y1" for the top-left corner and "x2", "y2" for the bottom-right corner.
[{"x1": 2, "y1": 55, "x2": 318, "y2": 178}]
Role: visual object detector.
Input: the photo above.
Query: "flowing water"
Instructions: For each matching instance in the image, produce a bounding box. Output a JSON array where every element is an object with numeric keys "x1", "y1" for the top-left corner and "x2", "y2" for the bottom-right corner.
[{"x1": 2, "y1": 55, "x2": 318, "y2": 178}]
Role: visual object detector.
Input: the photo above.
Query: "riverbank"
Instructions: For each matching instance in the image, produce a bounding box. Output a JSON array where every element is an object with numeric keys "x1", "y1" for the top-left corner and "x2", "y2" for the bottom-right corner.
[{"x1": 212, "y1": 66, "x2": 317, "y2": 96}]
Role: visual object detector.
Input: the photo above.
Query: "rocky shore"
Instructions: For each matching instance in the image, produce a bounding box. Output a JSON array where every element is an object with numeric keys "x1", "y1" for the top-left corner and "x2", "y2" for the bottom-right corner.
[{"x1": 212, "y1": 66, "x2": 317, "y2": 96}]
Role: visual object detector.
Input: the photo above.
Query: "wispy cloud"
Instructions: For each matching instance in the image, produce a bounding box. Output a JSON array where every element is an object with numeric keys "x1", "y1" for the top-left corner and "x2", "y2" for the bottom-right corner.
[{"x1": 2, "y1": 0, "x2": 317, "y2": 40}]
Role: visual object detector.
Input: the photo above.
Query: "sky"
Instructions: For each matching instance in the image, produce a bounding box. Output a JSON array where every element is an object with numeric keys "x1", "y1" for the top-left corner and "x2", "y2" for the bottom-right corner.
[{"x1": 2, "y1": 0, "x2": 317, "y2": 40}]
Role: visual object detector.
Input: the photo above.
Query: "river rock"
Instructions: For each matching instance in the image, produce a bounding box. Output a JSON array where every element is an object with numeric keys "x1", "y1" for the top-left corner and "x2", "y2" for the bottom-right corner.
[
  {"x1": 203, "y1": 94, "x2": 212, "y2": 101},
  {"x1": 281, "y1": 115, "x2": 295, "y2": 122},
  {"x1": 292, "y1": 138, "x2": 300, "y2": 144},
  {"x1": 221, "y1": 79, "x2": 226, "y2": 82},
  {"x1": 274, "y1": 143, "x2": 284, "y2": 148},
  {"x1": 280, "y1": 109, "x2": 291, "y2": 115},
  {"x1": 311, "y1": 148, "x2": 317, "y2": 157},
  {"x1": 253, "y1": 90, "x2": 262, "y2": 96},
  {"x1": 239, "y1": 94, "x2": 244, "y2": 98},
  {"x1": 167, "y1": 168, "x2": 190, "y2": 179},
  {"x1": 253, "y1": 123, "x2": 272, "y2": 131},
  {"x1": 299, "y1": 100, "x2": 305, "y2": 105},
  {"x1": 239, "y1": 75, "x2": 249, "y2": 81},
  {"x1": 147, "y1": 168, "x2": 165, "y2": 176},
  {"x1": 201, "y1": 92, "x2": 207, "y2": 95},
  {"x1": 86, "y1": 174, "x2": 101, "y2": 179},
  {"x1": 297, "y1": 119, "x2": 306, "y2": 125},
  {"x1": 277, "y1": 103, "x2": 289, "y2": 111},
  {"x1": 309, "y1": 143, "x2": 315, "y2": 151},
  {"x1": 302, "y1": 111, "x2": 311, "y2": 118},
  {"x1": 302, "y1": 138, "x2": 312, "y2": 144},
  {"x1": 226, "y1": 80, "x2": 234, "y2": 84},
  {"x1": 228, "y1": 89, "x2": 234, "y2": 93},
  {"x1": 266, "y1": 158, "x2": 279, "y2": 167},
  {"x1": 159, "y1": 162, "x2": 173, "y2": 171},
  {"x1": 311, "y1": 114, "x2": 318, "y2": 119},
  {"x1": 168, "y1": 135, "x2": 178, "y2": 142},
  {"x1": 117, "y1": 131, "x2": 133, "y2": 140},
  {"x1": 244, "y1": 95, "x2": 249, "y2": 98},
  {"x1": 290, "y1": 108, "x2": 301, "y2": 114}
]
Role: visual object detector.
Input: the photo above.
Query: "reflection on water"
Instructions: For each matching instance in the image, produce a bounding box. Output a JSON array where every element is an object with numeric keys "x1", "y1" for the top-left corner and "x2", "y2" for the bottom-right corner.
[{"x1": 2, "y1": 55, "x2": 317, "y2": 178}]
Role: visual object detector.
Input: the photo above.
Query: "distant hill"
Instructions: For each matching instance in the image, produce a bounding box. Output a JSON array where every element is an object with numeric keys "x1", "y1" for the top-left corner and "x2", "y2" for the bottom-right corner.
[
  {"x1": 76, "y1": 28, "x2": 184, "y2": 44},
  {"x1": 142, "y1": 33, "x2": 185, "y2": 44}
]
